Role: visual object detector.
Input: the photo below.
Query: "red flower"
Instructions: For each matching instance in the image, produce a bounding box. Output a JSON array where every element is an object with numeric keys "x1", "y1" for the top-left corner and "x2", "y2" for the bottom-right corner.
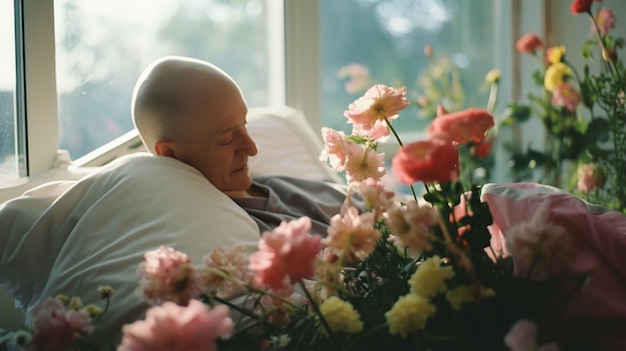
[
  {"x1": 427, "y1": 108, "x2": 494, "y2": 145},
  {"x1": 570, "y1": 0, "x2": 593, "y2": 14},
  {"x1": 391, "y1": 138, "x2": 460, "y2": 185},
  {"x1": 515, "y1": 33, "x2": 543, "y2": 54},
  {"x1": 471, "y1": 140, "x2": 492, "y2": 160}
]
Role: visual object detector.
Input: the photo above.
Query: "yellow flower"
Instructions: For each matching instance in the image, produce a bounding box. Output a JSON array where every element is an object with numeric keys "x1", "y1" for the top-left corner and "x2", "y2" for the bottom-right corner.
[
  {"x1": 55, "y1": 294, "x2": 69, "y2": 305},
  {"x1": 69, "y1": 296, "x2": 84, "y2": 310},
  {"x1": 409, "y1": 255, "x2": 455, "y2": 298},
  {"x1": 386, "y1": 294, "x2": 437, "y2": 338},
  {"x1": 319, "y1": 296, "x2": 363, "y2": 335},
  {"x1": 485, "y1": 68, "x2": 501, "y2": 83},
  {"x1": 544, "y1": 62, "x2": 572, "y2": 92},
  {"x1": 547, "y1": 45, "x2": 566, "y2": 64},
  {"x1": 83, "y1": 304, "x2": 104, "y2": 316},
  {"x1": 446, "y1": 284, "x2": 495, "y2": 311},
  {"x1": 97, "y1": 285, "x2": 115, "y2": 299}
]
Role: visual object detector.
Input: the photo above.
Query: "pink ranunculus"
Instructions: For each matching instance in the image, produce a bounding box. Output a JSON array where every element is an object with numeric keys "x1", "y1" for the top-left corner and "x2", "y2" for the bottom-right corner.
[
  {"x1": 337, "y1": 63, "x2": 370, "y2": 94},
  {"x1": 30, "y1": 297, "x2": 93, "y2": 351},
  {"x1": 344, "y1": 84, "x2": 410, "y2": 139},
  {"x1": 592, "y1": 7, "x2": 615, "y2": 36},
  {"x1": 323, "y1": 206, "x2": 381, "y2": 262},
  {"x1": 135, "y1": 246, "x2": 202, "y2": 306},
  {"x1": 118, "y1": 300, "x2": 232, "y2": 351},
  {"x1": 570, "y1": 0, "x2": 593, "y2": 14},
  {"x1": 516, "y1": 33, "x2": 544, "y2": 54},
  {"x1": 343, "y1": 146, "x2": 386, "y2": 183},
  {"x1": 577, "y1": 163, "x2": 606, "y2": 192},
  {"x1": 200, "y1": 244, "x2": 253, "y2": 298},
  {"x1": 504, "y1": 319, "x2": 560, "y2": 351},
  {"x1": 385, "y1": 201, "x2": 438, "y2": 253},
  {"x1": 391, "y1": 138, "x2": 460, "y2": 185},
  {"x1": 249, "y1": 217, "x2": 322, "y2": 290},
  {"x1": 505, "y1": 216, "x2": 572, "y2": 281},
  {"x1": 551, "y1": 82, "x2": 581, "y2": 112},
  {"x1": 428, "y1": 108, "x2": 495, "y2": 145}
]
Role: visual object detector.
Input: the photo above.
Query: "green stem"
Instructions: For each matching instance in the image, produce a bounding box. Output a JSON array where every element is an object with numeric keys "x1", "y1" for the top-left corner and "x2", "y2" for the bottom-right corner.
[
  {"x1": 296, "y1": 280, "x2": 340, "y2": 349},
  {"x1": 486, "y1": 82, "x2": 499, "y2": 114},
  {"x1": 383, "y1": 116, "x2": 418, "y2": 201}
]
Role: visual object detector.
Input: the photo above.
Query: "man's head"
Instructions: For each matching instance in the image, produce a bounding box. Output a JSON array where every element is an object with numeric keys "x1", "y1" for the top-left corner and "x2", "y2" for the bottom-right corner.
[{"x1": 131, "y1": 56, "x2": 258, "y2": 195}]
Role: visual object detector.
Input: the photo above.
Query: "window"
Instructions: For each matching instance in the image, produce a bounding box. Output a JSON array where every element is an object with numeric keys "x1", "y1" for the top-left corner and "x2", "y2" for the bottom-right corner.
[
  {"x1": 53, "y1": 0, "x2": 275, "y2": 161},
  {"x1": 0, "y1": 0, "x2": 25, "y2": 180}
]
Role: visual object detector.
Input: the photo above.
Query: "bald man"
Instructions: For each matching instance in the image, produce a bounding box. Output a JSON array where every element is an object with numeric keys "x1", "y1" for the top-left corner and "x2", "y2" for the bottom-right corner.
[{"x1": 131, "y1": 56, "x2": 358, "y2": 235}]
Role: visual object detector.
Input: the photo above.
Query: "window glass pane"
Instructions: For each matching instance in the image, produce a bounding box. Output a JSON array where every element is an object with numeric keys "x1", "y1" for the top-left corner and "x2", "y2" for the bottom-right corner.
[
  {"x1": 320, "y1": 0, "x2": 501, "y2": 190},
  {"x1": 0, "y1": 0, "x2": 20, "y2": 180},
  {"x1": 54, "y1": 0, "x2": 268, "y2": 160}
]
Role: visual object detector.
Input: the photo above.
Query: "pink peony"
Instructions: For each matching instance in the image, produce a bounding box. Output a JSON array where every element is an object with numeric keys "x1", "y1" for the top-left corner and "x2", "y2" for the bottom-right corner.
[
  {"x1": 504, "y1": 319, "x2": 560, "y2": 351},
  {"x1": 551, "y1": 82, "x2": 581, "y2": 112},
  {"x1": 385, "y1": 201, "x2": 438, "y2": 253},
  {"x1": 343, "y1": 146, "x2": 386, "y2": 182},
  {"x1": 428, "y1": 108, "x2": 495, "y2": 145},
  {"x1": 323, "y1": 206, "x2": 381, "y2": 262},
  {"x1": 505, "y1": 216, "x2": 572, "y2": 281},
  {"x1": 249, "y1": 217, "x2": 322, "y2": 290},
  {"x1": 200, "y1": 244, "x2": 253, "y2": 298},
  {"x1": 592, "y1": 7, "x2": 615, "y2": 36},
  {"x1": 516, "y1": 33, "x2": 544, "y2": 54},
  {"x1": 118, "y1": 300, "x2": 232, "y2": 351},
  {"x1": 30, "y1": 297, "x2": 93, "y2": 351},
  {"x1": 344, "y1": 84, "x2": 410, "y2": 139},
  {"x1": 135, "y1": 246, "x2": 202, "y2": 306},
  {"x1": 391, "y1": 138, "x2": 460, "y2": 185}
]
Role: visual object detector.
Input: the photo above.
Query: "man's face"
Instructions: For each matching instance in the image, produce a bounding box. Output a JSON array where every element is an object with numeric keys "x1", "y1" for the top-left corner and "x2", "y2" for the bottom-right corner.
[{"x1": 172, "y1": 81, "x2": 258, "y2": 194}]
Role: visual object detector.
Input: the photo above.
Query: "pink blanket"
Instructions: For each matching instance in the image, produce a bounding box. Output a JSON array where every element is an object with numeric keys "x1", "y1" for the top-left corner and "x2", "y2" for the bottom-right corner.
[{"x1": 482, "y1": 182, "x2": 626, "y2": 350}]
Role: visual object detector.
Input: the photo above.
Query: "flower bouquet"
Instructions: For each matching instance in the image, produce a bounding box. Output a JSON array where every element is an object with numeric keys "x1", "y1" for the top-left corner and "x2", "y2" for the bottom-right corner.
[{"x1": 503, "y1": 0, "x2": 625, "y2": 213}]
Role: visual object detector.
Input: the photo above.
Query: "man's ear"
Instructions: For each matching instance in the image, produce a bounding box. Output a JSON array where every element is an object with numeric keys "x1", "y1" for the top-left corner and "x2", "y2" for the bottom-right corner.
[{"x1": 154, "y1": 140, "x2": 176, "y2": 158}]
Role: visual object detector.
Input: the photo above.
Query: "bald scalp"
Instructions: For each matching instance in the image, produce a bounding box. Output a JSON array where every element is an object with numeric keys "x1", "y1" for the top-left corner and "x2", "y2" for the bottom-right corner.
[{"x1": 131, "y1": 56, "x2": 237, "y2": 153}]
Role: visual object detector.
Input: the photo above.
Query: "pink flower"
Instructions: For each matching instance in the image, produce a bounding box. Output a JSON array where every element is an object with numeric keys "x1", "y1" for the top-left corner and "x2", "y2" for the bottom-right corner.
[
  {"x1": 592, "y1": 7, "x2": 615, "y2": 36},
  {"x1": 505, "y1": 216, "x2": 572, "y2": 281},
  {"x1": 135, "y1": 246, "x2": 202, "y2": 306},
  {"x1": 385, "y1": 201, "x2": 438, "y2": 253},
  {"x1": 30, "y1": 297, "x2": 93, "y2": 351},
  {"x1": 356, "y1": 177, "x2": 395, "y2": 216},
  {"x1": 391, "y1": 138, "x2": 460, "y2": 185},
  {"x1": 344, "y1": 84, "x2": 410, "y2": 139},
  {"x1": 118, "y1": 300, "x2": 232, "y2": 351},
  {"x1": 323, "y1": 206, "x2": 381, "y2": 262},
  {"x1": 337, "y1": 63, "x2": 370, "y2": 94},
  {"x1": 343, "y1": 146, "x2": 386, "y2": 182},
  {"x1": 320, "y1": 127, "x2": 351, "y2": 172},
  {"x1": 428, "y1": 108, "x2": 495, "y2": 145},
  {"x1": 570, "y1": 0, "x2": 593, "y2": 14},
  {"x1": 551, "y1": 82, "x2": 581, "y2": 112},
  {"x1": 577, "y1": 163, "x2": 606, "y2": 192},
  {"x1": 504, "y1": 319, "x2": 560, "y2": 351},
  {"x1": 516, "y1": 33, "x2": 544, "y2": 54},
  {"x1": 249, "y1": 217, "x2": 322, "y2": 290},
  {"x1": 200, "y1": 244, "x2": 253, "y2": 298}
]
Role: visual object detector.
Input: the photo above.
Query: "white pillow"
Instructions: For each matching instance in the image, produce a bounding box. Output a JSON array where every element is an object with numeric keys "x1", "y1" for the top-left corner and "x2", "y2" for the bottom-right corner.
[
  {"x1": 0, "y1": 153, "x2": 260, "y2": 343},
  {"x1": 247, "y1": 106, "x2": 343, "y2": 183}
]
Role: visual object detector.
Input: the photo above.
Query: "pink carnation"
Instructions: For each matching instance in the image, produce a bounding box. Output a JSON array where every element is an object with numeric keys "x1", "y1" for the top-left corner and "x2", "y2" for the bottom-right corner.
[
  {"x1": 136, "y1": 246, "x2": 202, "y2": 306},
  {"x1": 320, "y1": 127, "x2": 350, "y2": 171},
  {"x1": 591, "y1": 7, "x2": 615, "y2": 36},
  {"x1": 118, "y1": 300, "x2": 232, "y2": 351},
  {"x1": 577, "y1": 163, "x2": 605, "y2": 192},
  {"x1": 505, "y1": 217, "x2": 572, "y2": 281},
  {"x1": 323, "y1": 206, "x2": 381, "y2": 262},
  {"x1": 344, "y1": 84, "x2": 410, "y2": 140},
  {"x1": 356, "y1": 177, "x2": 395, "y2": 216},
  {"x1": 249, "y1": 217, "x2": 322, "y2": 290},
  {"x1": 200, "y1": 244, "x2": 253, "y2": 298},
  {"x1": 30, "y1": 297, "x2": 93, "y2": 351},
  {"x1": 344, "y1": 146, "x2": 387, "y2": 183},
  {"x1": 385, "y1": 201, "x2": 438, "y2": 253},
  {"x1": 551, "y1": 82, "x2": 581, "y2": 112}
]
